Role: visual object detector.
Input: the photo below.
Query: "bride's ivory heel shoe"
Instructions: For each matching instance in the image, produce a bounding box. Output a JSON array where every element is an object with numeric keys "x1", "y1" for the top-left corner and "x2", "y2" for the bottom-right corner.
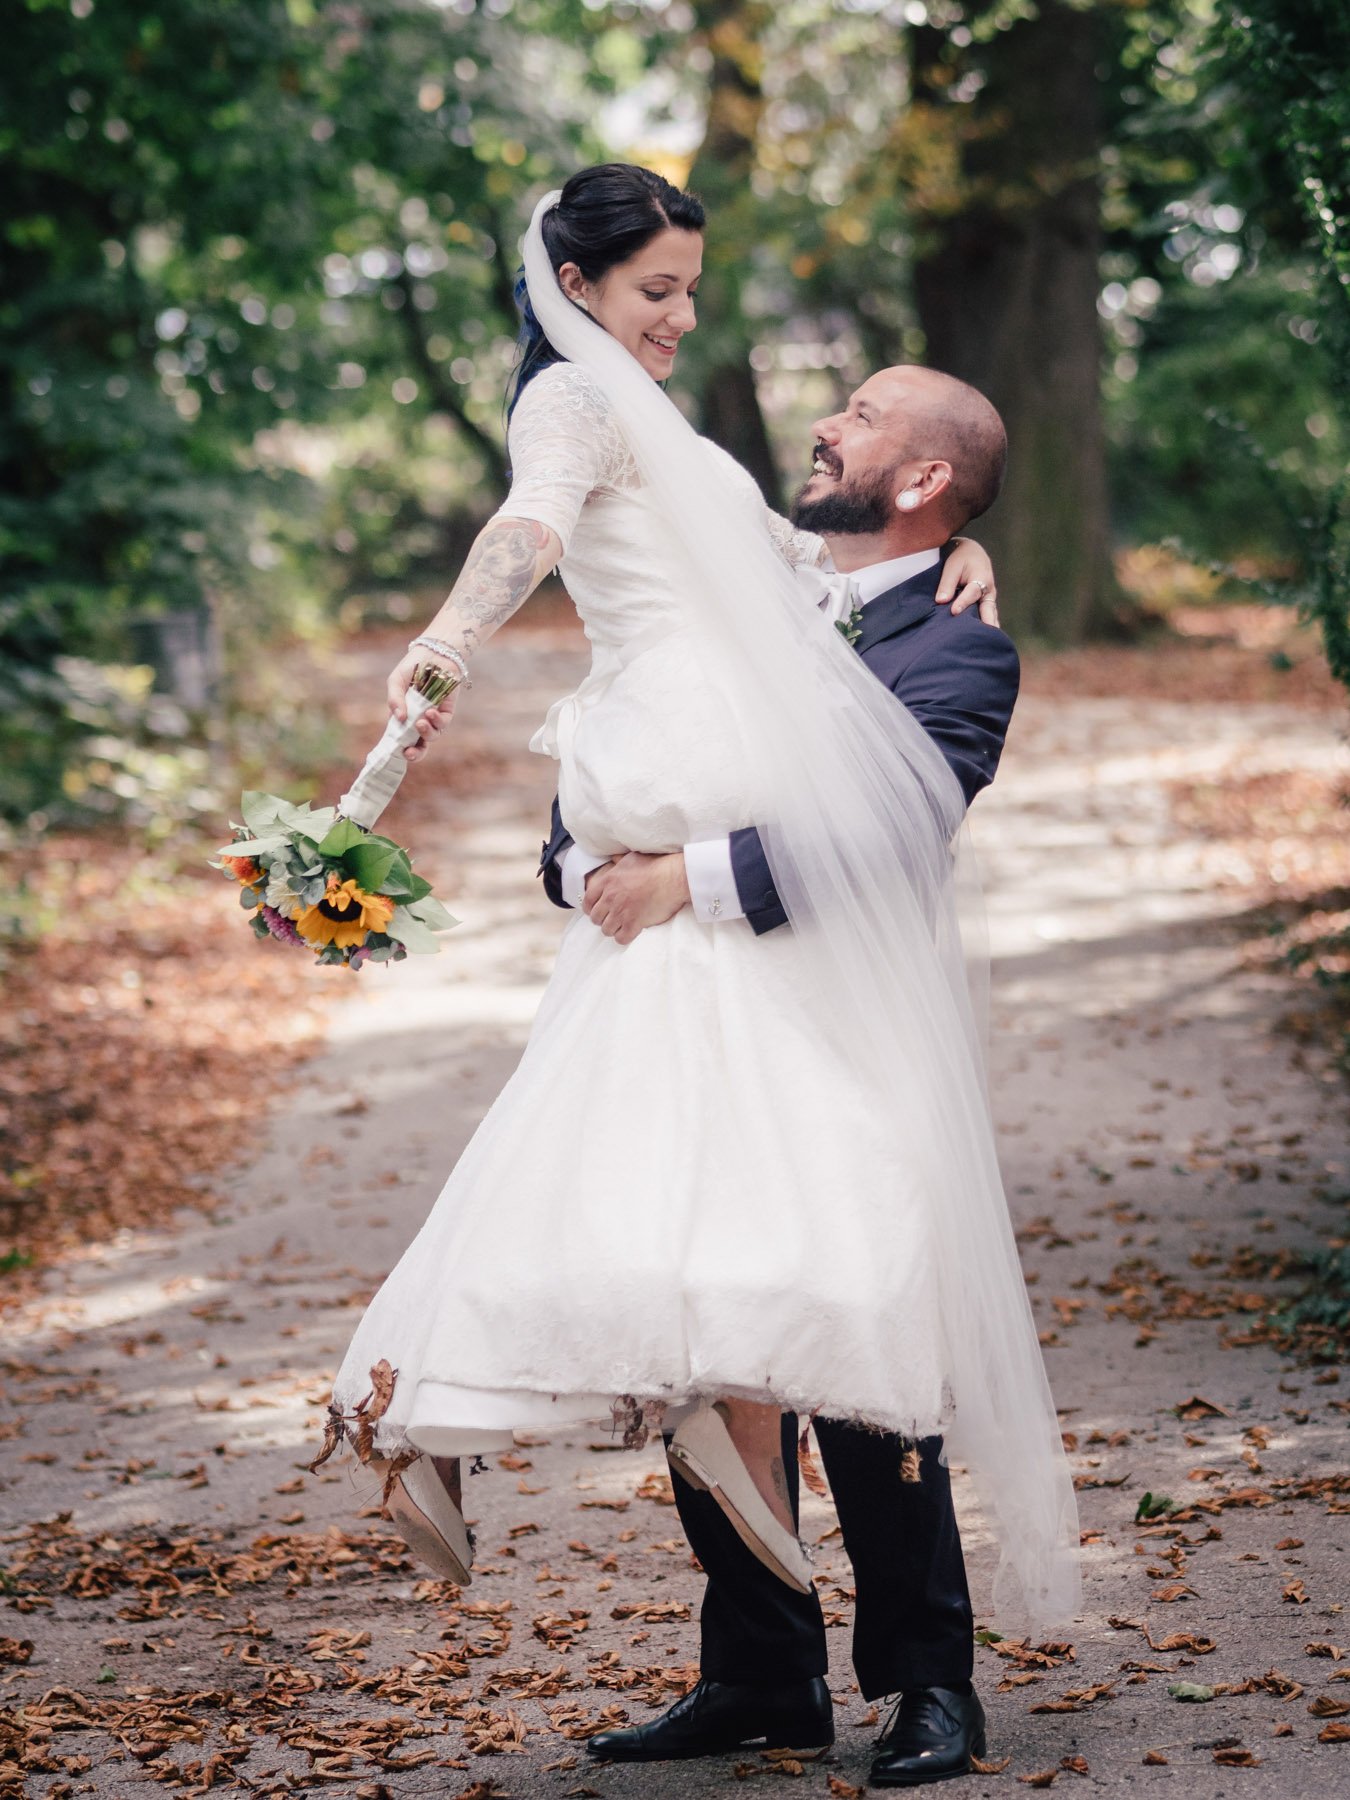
[
  {"x1": 667, "y1": 1403, "x2": 814, "y2": 1594},
  {"x1": 384, "y1": 1457, "x2": 474, "y2": 1586}
]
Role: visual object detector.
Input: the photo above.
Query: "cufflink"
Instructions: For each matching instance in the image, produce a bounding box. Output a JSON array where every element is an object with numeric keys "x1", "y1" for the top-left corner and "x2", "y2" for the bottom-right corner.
[{"x1": 707, "y1": 897, "x2": 723, "y2": 918}]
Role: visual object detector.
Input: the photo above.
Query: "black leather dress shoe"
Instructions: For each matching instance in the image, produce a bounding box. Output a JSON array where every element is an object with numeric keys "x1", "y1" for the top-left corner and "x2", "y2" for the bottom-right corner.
[
  {"x1": 585, "y1": 1675, "x2": 834, "y2": 1762},
  {"x1": 869, "y1": 1686, "x2": 986, "y2": 1787}
]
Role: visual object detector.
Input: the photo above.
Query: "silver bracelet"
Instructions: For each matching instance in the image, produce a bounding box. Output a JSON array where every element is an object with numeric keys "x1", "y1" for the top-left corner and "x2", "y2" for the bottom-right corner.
[{"x1": 409, "y1": 635, "x2": 472, "y2": 688}]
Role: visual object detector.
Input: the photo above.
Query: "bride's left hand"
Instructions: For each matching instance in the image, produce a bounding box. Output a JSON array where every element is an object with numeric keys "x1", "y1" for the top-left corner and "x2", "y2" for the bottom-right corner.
[{"x1": 936, "y1": 537, "x2": 999, "y2": 626}]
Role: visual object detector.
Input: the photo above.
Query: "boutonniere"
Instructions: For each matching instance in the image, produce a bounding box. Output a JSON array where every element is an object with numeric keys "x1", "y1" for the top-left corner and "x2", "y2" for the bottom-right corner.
[{"x1": 836, "y1": 604, "x2": 864, "y2": 647}]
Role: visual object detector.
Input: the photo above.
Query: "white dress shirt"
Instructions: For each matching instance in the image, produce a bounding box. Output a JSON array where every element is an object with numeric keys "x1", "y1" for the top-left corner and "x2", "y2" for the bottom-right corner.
[{"x1": 558, "y1": 546, "x2": 942, "y2": 920}]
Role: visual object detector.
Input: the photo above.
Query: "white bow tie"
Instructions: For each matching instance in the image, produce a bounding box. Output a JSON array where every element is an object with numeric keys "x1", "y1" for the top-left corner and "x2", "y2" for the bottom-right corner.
[{"x1": 795, "y1": 566, "x2": 862, "y2": 627}]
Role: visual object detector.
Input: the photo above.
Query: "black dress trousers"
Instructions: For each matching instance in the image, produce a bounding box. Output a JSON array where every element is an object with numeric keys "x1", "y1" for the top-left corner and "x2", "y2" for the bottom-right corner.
[{"x1": 666, "y1": 1414, "x2": 974, "y2": 1703}]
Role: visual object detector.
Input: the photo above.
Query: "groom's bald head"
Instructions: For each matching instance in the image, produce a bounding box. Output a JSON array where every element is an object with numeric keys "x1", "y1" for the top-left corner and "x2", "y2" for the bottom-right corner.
[
  {"x1": 871, "y1": 366, "x2": 1007, "y2": 528},
  {"x1": 794, "y1": 364, "x2": 1007, "y2": 543}
]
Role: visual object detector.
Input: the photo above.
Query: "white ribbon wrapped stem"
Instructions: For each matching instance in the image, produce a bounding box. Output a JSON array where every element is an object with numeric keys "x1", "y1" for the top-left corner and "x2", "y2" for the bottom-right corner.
[{"x1": 338, "y1": 687, "x2": 439, "y2": 831}]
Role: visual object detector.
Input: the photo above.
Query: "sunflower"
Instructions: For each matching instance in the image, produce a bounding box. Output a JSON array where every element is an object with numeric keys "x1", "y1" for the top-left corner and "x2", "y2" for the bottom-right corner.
[{"x1": 294, "y1": 876, "x2": 395, "y2": 949}]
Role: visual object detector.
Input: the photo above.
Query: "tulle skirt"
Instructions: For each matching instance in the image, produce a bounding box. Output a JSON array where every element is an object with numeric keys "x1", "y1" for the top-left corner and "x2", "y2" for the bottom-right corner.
[{"x1": 331, "y1": 899, "x2": 952, "y2": 1457}]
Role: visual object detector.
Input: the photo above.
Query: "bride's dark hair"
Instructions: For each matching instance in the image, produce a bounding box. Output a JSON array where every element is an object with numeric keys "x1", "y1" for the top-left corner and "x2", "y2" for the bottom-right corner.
[{"x1": 507, "y1": 163, "x2": 705, "y2": 415}]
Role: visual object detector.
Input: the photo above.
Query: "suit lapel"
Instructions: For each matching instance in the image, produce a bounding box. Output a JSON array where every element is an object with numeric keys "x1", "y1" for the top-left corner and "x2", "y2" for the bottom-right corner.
[{"x1": 853, "y1": 562, "x2": 943, "y2": 656}]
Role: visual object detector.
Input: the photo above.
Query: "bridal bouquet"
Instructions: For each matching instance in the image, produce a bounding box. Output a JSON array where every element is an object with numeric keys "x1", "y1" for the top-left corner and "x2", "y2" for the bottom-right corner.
[{"x1": 213, "y1": 662, "x2": 458, "y2": 969}]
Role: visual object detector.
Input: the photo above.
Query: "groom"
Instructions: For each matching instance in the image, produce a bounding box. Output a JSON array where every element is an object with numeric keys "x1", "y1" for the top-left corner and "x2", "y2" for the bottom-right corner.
[{"x1": 538, "y1": 364, "x2": 1016, "y2": 1787}]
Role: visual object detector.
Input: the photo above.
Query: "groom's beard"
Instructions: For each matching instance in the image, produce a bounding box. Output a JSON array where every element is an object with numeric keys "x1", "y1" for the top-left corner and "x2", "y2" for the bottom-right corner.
[{"x1": 789, "y1": 465, "x2": 896, "y2": 535}]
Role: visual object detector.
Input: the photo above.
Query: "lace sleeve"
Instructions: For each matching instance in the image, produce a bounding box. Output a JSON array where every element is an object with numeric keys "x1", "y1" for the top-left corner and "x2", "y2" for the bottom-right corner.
[
  {"x1": 492, "y1": 363, "x2": 634, "y2": 554},
  {"x1": 765, "y1": 508, "x2": 828, "y2": 570}
]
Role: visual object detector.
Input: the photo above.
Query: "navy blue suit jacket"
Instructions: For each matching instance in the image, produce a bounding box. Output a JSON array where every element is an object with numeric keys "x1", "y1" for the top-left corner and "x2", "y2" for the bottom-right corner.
[{"x1": 538, "y1": 553, "x2": 1020, "y2": 934}]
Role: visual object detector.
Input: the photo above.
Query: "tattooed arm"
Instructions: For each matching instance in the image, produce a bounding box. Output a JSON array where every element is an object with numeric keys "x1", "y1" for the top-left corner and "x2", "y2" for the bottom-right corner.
[{"x1": 387, "y1": 515, "x2": 562, "y2": 762}]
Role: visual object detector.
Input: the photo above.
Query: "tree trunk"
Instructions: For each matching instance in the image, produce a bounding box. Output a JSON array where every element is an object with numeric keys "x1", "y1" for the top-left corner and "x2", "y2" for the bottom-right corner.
[
  {"x1": 687, "y1": 0, "x2": 783, "y2": 509},
  {"x1": 910, "y1": 3, "x2": 1120, "y2": 642}
]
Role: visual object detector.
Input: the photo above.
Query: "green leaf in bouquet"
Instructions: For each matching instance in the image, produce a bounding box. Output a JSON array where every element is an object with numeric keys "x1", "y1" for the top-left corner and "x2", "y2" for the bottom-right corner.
[
  {"x1": 386, "y1": 905, "x2": 442, "y2": 954},
  {"x1": 240, "y1": 791, "x2": 291, "y2": 836},
  {"x1": 217, "y1": 832, "x2": 285, "y2": 859},
  {"x1": 341, "y1": 840, "x2": 400, "y2": 894},
  {"x1": 296, "y1": 805, "x2": 339, "y2": 838},
  {"x1": 238, "y1": 884, "x2": 262, "y2": 910},
  {"x1": 368, "y1": 841, "x2": 416, "y2": 895},
  {"x1": 293, "y1": 833, "x2": 327, "y2": 866},
  {"x1": 318, "y1": 818, "x2": 371, "y2": 859},
  {"x1": 407, "y1": 895, "x2": 458, "y2": 932},
  {"x1": 405, "y1": 873, "x2": 433, "y2": 901},
  {"x1": 362, "y1": 831, "x2": 404, "y2": 857}
]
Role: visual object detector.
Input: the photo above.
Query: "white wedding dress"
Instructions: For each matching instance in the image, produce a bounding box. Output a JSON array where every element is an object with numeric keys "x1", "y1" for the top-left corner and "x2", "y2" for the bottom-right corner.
[{"x1": 331, "y1": 361, "x2": 952, "y2": 1456}]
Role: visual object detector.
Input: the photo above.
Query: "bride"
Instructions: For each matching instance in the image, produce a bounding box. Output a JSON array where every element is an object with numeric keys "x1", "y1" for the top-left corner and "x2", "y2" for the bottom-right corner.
[{"x1": 326, "y1": 162, "x2": 1078, "y2": 1625}]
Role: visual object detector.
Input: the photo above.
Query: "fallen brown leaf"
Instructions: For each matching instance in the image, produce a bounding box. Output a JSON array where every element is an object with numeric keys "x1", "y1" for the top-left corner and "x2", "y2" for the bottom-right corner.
[{"x1": 1175, "y1": 1395, "x2": 1232, "y2": 1421}]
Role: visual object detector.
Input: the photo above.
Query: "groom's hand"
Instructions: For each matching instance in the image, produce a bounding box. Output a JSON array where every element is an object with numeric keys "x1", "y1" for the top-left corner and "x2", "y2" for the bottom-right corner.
[{"x1": 583, "y1": 852, "x2": 690, "y2": 945}]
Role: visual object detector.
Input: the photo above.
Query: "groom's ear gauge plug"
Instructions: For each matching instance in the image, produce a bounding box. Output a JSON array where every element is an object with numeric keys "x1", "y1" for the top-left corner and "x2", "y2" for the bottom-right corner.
[{"x1": 897, "y1": 488, "x2": 921, "y2": 511}]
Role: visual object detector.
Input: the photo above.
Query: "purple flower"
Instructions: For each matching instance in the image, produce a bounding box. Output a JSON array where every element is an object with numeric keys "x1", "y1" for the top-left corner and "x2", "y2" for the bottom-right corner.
[
  {"x1": 260, "y1": 904, "x2": 304, "y2": 947},
  {"x1": 347, "y1": 947, "x2": 369, "y2": 970}
]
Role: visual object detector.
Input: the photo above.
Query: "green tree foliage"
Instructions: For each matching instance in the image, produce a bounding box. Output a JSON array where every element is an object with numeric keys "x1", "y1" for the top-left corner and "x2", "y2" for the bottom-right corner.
[
  {"x1": 1213, "y1": 0, "x2": 1350, "y2": 693},
  {"x1": 0, "y1": 0, "x2": 607, "y2": 824},
  {"x1": 1101, "y1": 0, "x2": 1347, "y2": 687}
]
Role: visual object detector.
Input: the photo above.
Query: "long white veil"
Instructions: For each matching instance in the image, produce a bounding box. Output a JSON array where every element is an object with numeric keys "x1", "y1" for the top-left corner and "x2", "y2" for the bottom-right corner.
[{"x1": 524, "y1": 191, "x2": 1079, "y2": 1630}]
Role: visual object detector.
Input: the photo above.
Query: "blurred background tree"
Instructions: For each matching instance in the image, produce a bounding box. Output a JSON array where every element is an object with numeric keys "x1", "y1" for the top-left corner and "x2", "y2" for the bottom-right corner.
[
  {"x1": 0, "y1": 0, "x2": 607, "y2": 825},
  {"x1": 1, "y1": 0, "x2": 1346, "y2": 831}
]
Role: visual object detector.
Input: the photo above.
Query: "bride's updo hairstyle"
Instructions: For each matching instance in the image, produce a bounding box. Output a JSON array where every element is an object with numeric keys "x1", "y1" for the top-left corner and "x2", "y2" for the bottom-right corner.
[{"x1": 508, "y1": 162, "x2": 705, "y2": 414}]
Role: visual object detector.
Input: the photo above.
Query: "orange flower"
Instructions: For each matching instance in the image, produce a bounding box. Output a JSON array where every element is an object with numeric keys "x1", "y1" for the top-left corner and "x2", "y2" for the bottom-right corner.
[
  {"x1": 222, "y1": 855, "x2": 262, "y2": 886},
  {"x1": 294, "y1": 878, "x2": 395, "y2": 950}
]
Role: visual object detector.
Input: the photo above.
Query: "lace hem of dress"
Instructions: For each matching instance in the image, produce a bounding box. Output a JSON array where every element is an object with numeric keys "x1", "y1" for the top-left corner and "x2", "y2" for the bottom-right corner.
[{"x1": 316, "y1": 1357, "x2": 957, "y2": 1474}]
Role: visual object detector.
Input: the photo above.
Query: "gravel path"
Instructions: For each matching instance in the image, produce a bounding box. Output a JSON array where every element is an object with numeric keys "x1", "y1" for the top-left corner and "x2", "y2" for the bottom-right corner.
[{"x1": 3, "y1": 617, "x2": 1347, "y2": 1799}]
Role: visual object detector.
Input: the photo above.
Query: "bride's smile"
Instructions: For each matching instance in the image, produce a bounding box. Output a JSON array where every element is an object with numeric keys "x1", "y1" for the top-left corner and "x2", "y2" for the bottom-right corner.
[{"x1": 558, "y1": 224, "x2": 702, "y2": 381}]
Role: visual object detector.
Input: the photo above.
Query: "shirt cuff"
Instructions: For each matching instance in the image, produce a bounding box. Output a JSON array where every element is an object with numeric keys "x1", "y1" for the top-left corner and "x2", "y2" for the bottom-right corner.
[
  {"x1": 559, "y1": 843, "x2": 611, "y2": 909},
  {"x1": 683, "y1": 837, "x2": 744, "y2": 922}
]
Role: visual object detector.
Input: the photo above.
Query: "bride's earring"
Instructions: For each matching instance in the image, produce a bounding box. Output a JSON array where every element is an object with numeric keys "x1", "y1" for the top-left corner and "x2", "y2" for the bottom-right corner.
[{"x1": 898, "y1": 489, "x2": 920, "y2": 511}]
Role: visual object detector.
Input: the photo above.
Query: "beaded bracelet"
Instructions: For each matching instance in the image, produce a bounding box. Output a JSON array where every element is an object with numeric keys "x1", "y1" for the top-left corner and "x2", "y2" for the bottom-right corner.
[{"x1": 409, "y1": 635, "x2": 472, "y2": 688}]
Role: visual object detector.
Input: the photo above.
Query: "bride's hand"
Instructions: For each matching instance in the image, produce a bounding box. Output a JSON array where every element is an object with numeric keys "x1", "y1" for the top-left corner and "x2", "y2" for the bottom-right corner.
[
  {"x1": 936, "y1": 538, "x2": 999, "y2": 627},
  {"x1": 387, "y1": 649, "x2": 460, "y2": 764}
]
